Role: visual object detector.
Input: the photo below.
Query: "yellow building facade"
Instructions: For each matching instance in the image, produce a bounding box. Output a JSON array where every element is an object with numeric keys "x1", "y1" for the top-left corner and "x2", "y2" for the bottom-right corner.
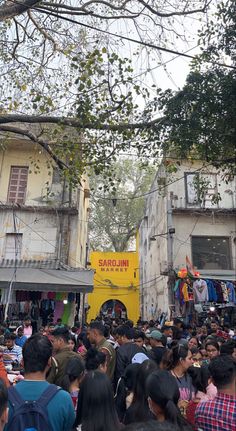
[{"x1": 87, "y1": 251, "x2": 140, "y2": 323}]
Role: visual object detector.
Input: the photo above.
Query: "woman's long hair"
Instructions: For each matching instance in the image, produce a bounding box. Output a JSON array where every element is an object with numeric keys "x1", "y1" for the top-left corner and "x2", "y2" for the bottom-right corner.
[
  {"x1": 125, "y1": 360, "x2": 157, "y2": 424},
  {"x1": 161, "y1": 342, "x2": 189, "y2": 370},
  {"x1": 61, "y1": 356, "x2": 85, "y2": 393},
  {"x1": 147, "y1": 370, "x2": 192, "y2": 431},
  {"x1": 75, "y1": 370, "x2": 121, "y2": 431}
]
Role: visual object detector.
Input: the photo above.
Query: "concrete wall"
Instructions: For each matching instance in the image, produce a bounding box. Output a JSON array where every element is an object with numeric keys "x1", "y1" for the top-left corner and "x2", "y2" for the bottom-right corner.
[
  {"x1": 0, "y1": 138, "x2": 89, "y2": 267},
  {"x1": 139, "y1": 160, "x2": 236, "y2": 319}
]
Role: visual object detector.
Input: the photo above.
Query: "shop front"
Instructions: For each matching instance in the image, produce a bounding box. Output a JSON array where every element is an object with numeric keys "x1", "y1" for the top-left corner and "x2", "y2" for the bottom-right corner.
[
  {"x1": 87, "y1": 251, "x2": 140, "y2": 323},
  {"x1": 0, "y1": 259, "x2": 94, "y2": 329}
]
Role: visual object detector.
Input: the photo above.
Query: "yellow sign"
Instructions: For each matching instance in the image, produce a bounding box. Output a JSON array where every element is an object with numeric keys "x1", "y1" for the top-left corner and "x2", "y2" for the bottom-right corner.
[{"x1": 87, "y1": 251, "x2": 140, "y2": 323}]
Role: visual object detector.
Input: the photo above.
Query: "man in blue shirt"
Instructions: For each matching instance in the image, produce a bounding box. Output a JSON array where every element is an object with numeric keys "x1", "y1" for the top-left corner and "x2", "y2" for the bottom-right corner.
[
  {"x1": 5, "y1": 334, "x2": 75, "y2": 431},
  {"x1": 15, "y1": 327, "x2": 27, "y2": 348}
]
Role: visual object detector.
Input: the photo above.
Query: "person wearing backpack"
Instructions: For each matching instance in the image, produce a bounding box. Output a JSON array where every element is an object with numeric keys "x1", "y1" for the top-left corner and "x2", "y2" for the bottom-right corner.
[{"x1": 5, "y1": 334, "x2": 75, "y2": 431}]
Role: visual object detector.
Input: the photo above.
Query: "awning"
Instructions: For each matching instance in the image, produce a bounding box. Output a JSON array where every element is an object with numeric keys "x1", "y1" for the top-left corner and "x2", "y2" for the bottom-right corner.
[
  {"x1": 0, "y1": 268, "x2": 94, "y2": 293},
  {"x1": 198, "y1": 270, "x2": 236, "y2": 282}
]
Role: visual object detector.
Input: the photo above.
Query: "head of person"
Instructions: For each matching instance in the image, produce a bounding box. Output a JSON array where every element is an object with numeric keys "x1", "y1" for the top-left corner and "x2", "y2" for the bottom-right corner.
[
  {"x1": 56, "y1": 318, "x2": 63, "y2": 326},
  {"x1": 75, "y1": 370, "x2": 120, "y2": 431},
  {"x1": 17, "y1": 327, "x2": 24, "y2": 338},
  {"x1": 147, "y1": 370, "x2": 186, "y2": 428},
  {"x1": 0, "y1": 379, "x2": 8, "y2": 431},
  {"x1": 173, "y1": 318, "x2": 183, "y2": 330},
  {"x1": 51, "y1": 327, "x2": 70, "y2": 353},
  {"x1": 201, "y1": 325, "x2": 208, "y2": 336},
  {"x1": 4, "y1": 333, "x2": 16, "y2": 349},
  {"x1": 87, "y1": 321, "x2": 105, "y2": 345},
  {"x1": 209, "y1": 355, "x2": 236, "y2": 394},
  {"x1": 190, "y1": 347, "x2": 203, "y2": 367},
  {"x1": 24, "y1": 317, "x2": 31, "y2": 327},
  {"x1": 199, "y1": 347, "x2": 208, "y2": 360},
  {"x1": 161, "y1": 326, "x2": 173, "y2": 338},
  {"x1": 161, "y1": 342, "x2": 193, "y2": 373},
  {"x1": 116, "y1": 325, "x2": 134, "y2": 346},
  {"x1": 22, "y1": 334, "x2": 52, "y2": 375},
  {"x1": 61, "y1": 356, "x2": 85, "y2": 392},
  {"x1": 48, "y1": 324, "x2": 55, "y2": 334},
  {"x1": 133, "y1": 330, "x2": 145, "y2": 348},
  {"x1": 188, "y1": 365, "x2": 211, "y2": 394},
  {"x1": 205, "y1": 340, "x2": 220, "y2": 361},
  {"x1": 220, "y1": 339, "x2": 236, "y2": 360},
  {"x1": 123, "y1": 363, "x2": 141, "y2": 392},
  {"x1": 188, "y1": 337, "x2": 199, "y2": 350},
  {"x1": 85, "y1": 347, "x2": 107, "y2": 373},
  {"x1": 38, "y1": 327, "x2": 45, "y2": 335},
  {"x1": 129, "y1": 360, "x2": 158, "y2": 422},
  {"x1": 68, "y1": 335, "x2": 76, "y2": 352},
  {"x1": 147, "y1": 330, "x2": 167, "y2": 348},
  {"x1": 210, "y1": 321, "x2": 219, "y2": 334}
]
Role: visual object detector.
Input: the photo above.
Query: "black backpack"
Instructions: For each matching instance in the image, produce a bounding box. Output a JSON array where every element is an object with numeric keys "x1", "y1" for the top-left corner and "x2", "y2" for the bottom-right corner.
[{"x1": 7, "y1": 384, "x2": 61, "y2": 431}]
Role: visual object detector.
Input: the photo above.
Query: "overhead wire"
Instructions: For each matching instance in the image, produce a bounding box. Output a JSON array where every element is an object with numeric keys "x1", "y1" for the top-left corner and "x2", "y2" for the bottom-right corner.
[{"x1": 5, "y1": 0, "x2": 236, "y2": 71}]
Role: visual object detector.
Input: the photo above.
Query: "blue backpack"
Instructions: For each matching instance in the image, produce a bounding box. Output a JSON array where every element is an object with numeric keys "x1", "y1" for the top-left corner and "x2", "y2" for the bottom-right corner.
[{"x1": 7, "y1": 384, "x2": 61, "y2": 431}]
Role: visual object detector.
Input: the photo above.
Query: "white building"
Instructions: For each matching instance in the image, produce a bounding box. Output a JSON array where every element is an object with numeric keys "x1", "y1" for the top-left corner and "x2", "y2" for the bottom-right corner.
[{"x1": 139, "y1": 160, "x2": 236, "y2": 320}]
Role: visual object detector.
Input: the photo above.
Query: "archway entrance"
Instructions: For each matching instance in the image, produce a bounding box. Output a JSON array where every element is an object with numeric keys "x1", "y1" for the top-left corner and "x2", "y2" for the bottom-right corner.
[{"x1": 100, "y1": 299, "x2": 127, "y2": 319}]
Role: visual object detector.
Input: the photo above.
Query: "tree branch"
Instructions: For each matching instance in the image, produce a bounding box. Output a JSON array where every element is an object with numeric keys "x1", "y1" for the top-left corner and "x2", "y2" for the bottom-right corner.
[
  {"x1": 0, "y1": 114, "x2": 164, "y2": 131},
  {"x1": 0, "y1": 124, "x2": 67, "y2": 170},
  {"x1": 0, "y1": 0, "x2": 42, "y2": 20}
]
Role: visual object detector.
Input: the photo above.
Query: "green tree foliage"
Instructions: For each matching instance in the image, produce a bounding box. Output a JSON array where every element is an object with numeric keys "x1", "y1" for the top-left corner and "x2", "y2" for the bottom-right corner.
[
  {"x1": 154, "y1": 0, "x2": 236, "y2": 175},
  {"x1": 88, "y1": 159, "x2": 155, "y2": 251}
]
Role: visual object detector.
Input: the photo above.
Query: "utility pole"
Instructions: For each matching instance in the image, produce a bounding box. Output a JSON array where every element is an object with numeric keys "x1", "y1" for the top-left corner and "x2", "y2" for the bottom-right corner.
[{"x1": 167, "y1": 199, "x2": 175, "y2": 315}]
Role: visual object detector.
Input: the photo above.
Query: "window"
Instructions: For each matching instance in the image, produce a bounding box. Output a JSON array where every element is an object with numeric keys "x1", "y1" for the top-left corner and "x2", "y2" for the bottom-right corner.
[
  {"x1": 185, "y1": 172, "x2": 218, "y2": 207},
  {"x1": 192, "y1": 236, "x2": 231, "y2": 270},
  {"x1": 185, "y1": 173, "x2": 199, "y2": 205},
  {"x1": 7, "y1": 166, "x2": 28, "y2": 204},
  {"x1": 4, "y1": 233, "x2": 23, "y2": 260}
]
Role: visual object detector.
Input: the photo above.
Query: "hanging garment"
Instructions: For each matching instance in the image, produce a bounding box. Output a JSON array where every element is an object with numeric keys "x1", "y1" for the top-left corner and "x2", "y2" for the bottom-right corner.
[
  {"x1": 226, "y1": 282, "x2": 236, "y2": 304},
  {"x1": 214, "y1": 281, "x2": 224, "y2": 302},
  {"x1": 206, "y1": 280, "x2": 218, "y2": 302},
  {"x1": 53, "y1": 301, "x2": 64, "y2": 323},
  {"x1": 221, "y1": 282, "x2": 229, "y2": 302},
  {"x1": 193, "y1": 279, "x2": 209, "y2": 303}
]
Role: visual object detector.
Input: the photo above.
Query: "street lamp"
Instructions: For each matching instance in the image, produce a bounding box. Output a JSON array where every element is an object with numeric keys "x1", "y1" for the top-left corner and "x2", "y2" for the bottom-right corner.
[{"x1": 150, "y1": 227, "x2": 175, "y2": 241}]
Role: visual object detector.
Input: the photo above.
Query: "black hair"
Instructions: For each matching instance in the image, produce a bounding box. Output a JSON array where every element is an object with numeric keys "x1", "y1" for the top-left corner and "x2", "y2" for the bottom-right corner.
[
  {"x1": 126, "y1": 320, "x2": 134, "y2": 328},
  {"x1": 162, "y1": 342, "x2": 189, "y2": 370},
  {"x1": 147, "y1": 370, "x2": 191, "y2": 431},
  {"x1": 205, "y1": 340, "x2": 220, "y2": 351},
  {"x1": 123, "y1": 420, "x2": 180, "y2": 431},
  {"x1": 116, "y1": 325, "x2": 134, "y2": 340},
  {"x1": 23, "y1": 334, "x2": 52, "y2": 373},
  {"x1": 104, "y1": 324, "x2": 111, "y2": 338},
  {"x1": 4, "y1": 333, "x2": 16, "y2": 341},
  {"x1": 75, "y1": 370, "x2": 120, "y2": 431},
  {"x1": 61, "y1": 356, "x2": 85, "y2": 392},
  {"x1": 52, "y1": 326, "x2": 70, "y2": 343},
  {"x1": 125, "y1": 360, "x2": 157, "y2": 424},
  {"x1": 220, "y1": 339, "x2": 236, "y2": 356},
  {"x1": 188, "y1": 365, "x2": 210, "y2": 393},
  {"x1": 115, "y1": 364, "x2": 140, "y2": 422},
  {"x1": 209, "y1": 355, "x2": 236, "y2": 389},
  {"x1": 0, "y1": 379, "x2": 8, "y2": 418},
  {"x1": 89, "y1": 321, "x2": 105, "y2": 336},
  {"x1": 133, "y1": 330, "x2": 145, "y2": 341},
  {"x1": 68, "y1": 334, "x2": 77, "y2": 351},
  {"x1": 85, "y1": 347, "x2": 106, "y2": 371}
]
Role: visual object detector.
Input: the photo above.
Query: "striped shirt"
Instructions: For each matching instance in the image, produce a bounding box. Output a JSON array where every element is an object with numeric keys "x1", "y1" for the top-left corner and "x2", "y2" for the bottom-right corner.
[{"x1": 3, "y1": 344, "x2": 22, "y2": 365}]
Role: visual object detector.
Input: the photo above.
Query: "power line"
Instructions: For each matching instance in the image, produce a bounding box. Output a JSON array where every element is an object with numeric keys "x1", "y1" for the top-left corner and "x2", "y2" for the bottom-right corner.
[
  {"x1": 91, "y1": 162, "x2": 213, "y2": 201},
  {"x1": 6, "y1": 0, "x2": 236, "y2": 71}
]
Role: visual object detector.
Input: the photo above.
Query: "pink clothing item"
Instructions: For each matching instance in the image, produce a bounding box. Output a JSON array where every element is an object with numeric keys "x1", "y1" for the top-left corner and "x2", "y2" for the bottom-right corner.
[
  {"x1": 23, "y1": 325, "x2": 32, "y2": 338},
  {"x1": 197, "y1": 383, "x2": 217, "y2": 402}
]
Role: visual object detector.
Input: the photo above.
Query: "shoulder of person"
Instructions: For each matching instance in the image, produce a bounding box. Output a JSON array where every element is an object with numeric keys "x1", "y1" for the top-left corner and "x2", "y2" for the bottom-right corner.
[{"x1": 53, "y1": 386, "x2": 75, "y2": 405}]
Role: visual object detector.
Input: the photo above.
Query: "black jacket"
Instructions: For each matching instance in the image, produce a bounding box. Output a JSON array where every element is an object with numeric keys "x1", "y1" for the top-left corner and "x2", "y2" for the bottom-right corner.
[{"x1": 114, "y1": 342, "x2": 143, "y2": 384}]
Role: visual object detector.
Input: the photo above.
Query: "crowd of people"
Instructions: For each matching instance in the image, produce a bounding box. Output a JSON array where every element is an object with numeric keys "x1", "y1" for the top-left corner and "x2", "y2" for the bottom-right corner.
[{"x1": 0, "y1": 315, "x2": 235, "y2": 431}]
